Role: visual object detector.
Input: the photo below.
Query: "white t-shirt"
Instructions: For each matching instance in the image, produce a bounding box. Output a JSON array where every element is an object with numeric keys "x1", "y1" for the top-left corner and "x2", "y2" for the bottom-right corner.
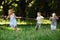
[{"x1": 36, "y1": 16, "x2": 44, "y2": 24}]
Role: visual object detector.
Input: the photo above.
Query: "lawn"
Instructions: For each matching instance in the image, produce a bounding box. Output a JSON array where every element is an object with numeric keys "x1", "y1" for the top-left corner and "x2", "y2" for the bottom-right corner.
[{"x1": 0, "y1": 24, "x2": 60, "y2": 40}]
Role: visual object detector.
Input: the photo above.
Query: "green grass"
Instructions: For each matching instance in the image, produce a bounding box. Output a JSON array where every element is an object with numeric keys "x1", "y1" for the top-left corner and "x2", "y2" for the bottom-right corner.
[{"x1": 0, "y1": 24, "x2": 60, "y2": 40}]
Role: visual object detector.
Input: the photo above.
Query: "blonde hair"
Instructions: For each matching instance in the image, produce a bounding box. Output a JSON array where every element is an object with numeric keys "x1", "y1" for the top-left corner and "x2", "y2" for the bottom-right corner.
[
  {"x1": 52, "y1": 13, "x2": 56, "y2": 16},
  {"x1": 8, "y1": 9, "x2": 14, "y2": 15}
]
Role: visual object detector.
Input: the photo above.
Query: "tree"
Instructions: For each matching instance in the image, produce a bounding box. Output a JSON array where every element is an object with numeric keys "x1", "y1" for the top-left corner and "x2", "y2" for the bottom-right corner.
[{"x1": 0, "y1": 0, "x2": 60, "y2": 18}]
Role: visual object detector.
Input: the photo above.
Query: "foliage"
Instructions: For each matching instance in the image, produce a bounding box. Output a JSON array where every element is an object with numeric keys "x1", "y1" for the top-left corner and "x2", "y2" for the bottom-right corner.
[{"x1": 0, "y1": 0, "x2": 60, "y2": 18}]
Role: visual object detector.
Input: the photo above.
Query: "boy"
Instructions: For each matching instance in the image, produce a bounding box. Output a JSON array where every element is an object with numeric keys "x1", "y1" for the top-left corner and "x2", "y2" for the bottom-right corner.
[
  {"x1": 50, "y1": 13, "x2": 59, "y2": 30},
  {"x1": 35, "y1": 12, "x2": 44, "y2": 30}
]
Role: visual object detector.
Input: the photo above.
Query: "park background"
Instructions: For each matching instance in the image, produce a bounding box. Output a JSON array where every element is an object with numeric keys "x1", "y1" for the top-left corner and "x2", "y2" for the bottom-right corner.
[{"x1": 0, "y1": 0, "x2": 60, "y2": 40}]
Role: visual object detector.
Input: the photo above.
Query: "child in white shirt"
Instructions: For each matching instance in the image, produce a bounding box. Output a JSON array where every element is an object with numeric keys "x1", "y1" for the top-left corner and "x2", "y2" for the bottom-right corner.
[{"x1": 35, "y1": 12, "x2": 44, "y2": 30}]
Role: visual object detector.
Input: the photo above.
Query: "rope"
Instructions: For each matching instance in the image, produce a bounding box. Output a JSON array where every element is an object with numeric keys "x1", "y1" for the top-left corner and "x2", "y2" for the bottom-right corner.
[
  {"x1": 16, "y1": 17, "x2": 36, "y2": 20},
  {"x1": 0, "y1": 16, "x2": 60, "y2": 20},
  {"x1": 0, "y1": 16, "x2": 36, "y2": 20}
]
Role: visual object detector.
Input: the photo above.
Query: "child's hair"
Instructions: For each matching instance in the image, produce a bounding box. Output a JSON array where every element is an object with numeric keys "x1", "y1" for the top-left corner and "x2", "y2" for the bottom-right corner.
[
  {"x1": 8, "y1": 9, "x2": 14, "y2": 15},
  {"x1": 52, "y1": 12, "x2": 56, "y2": 16},
  {"x1": 37, "y1": 11, "x2": 42, "y2": 15},
  {"x1": 37, "y1": 11, "x2": 42, "y2": 13}
]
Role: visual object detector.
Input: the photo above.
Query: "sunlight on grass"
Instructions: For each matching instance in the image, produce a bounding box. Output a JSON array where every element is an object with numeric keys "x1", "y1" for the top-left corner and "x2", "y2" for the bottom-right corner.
[
  {"x1": 2, "y1": 27, "x2": 20, "y2": 31},
  {"x1": 7, "y1": 27, "x2": 20, "y2": 30},
  {"x1": 0, "y1": 23, "x2": 60, "y2": 40},
  {"x1": 0, "y1": 19, "x2": 51, "y2": 25},
  {"x1": 0, "y1": 25, "x2": 60, "y2": 40},
  {"x1": 42, "y1": 19, "x2": 51, "y2": 24},
  {"x1": 18, "y1": 21, "x2": 27, "y2": 25}
]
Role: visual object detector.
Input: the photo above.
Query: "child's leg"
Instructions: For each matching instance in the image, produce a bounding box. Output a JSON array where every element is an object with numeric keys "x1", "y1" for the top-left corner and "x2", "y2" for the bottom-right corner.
[
  {"x1": 54, "y1": 22, "x2": 57, "y2": 30},
  {"x1": 14, "y1": 26, "x2": 18, "y2": 32},
  {"x1": 39, "y1": 24, "x2": 41, "y2": 30},
  {"x1": 51, "y1": 24, "x2": 54, "y2": 30},
  {"x1": 53, "y1": 26, "x2": 56, "y2": 30},
  {"x1": 51, "y1": 22, "x2": 57, "y2": 30},
  {"x1": 35, "y1": 23, "x2": 39, "y2": 30},
  {"x1": 10, "y1": 24, "x2": 14, "y2": 28},
  {"x1": 51, "y1": 24, "x2": 56, "y2": 30}
]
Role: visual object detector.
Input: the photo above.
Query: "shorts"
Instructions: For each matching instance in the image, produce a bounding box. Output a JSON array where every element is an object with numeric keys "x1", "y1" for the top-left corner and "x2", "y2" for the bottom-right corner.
[
  {"x1": 51, "y1": 24, "x2": 56, "y2": 30},
  {"x1": 51, "y1": 22, "x2": 57, "y2": 30}
]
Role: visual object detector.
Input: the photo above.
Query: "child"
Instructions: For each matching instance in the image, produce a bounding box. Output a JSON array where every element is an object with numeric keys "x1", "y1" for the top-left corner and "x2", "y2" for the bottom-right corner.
[
  {"x1": 35, "y1": 12, "x2": 44, "y2": 30},
  {"x1": 7, "y1": 9, "x2": 18, "y2": 32},
  {"x1": 50, "y1": 13, "x2": 59, "y2": 30}
]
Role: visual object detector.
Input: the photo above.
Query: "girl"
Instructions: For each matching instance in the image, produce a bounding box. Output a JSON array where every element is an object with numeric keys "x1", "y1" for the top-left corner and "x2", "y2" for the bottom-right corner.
[
  {"x1": 50, "y1": 13, "x2": 59, "y2": 30},
  {"x1": 35, "y1": 12, "x2": 44, "y2": 30},
  {"x1": 7, "y1": 9, "x2": 18, "y2": 32}
]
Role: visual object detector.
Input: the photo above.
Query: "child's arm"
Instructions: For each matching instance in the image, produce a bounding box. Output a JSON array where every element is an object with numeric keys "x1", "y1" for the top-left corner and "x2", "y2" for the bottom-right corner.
[
  {"x1": 16, "y1": 16, "x2": 21, "y2": 18},
  {"x1": 36, "y1": 17, "x2": 38, "y2": 20},
  {"x1": 55, "y1": 16, "x2": 59, "y2": 20},
  {"x1": 13, "y1": 13, "x2": 21, "y2": 18},
  {"x1": 7, "y1": 15, "x2": 10, "y2": 19},
  {"x1": 49, "y1": 17, "x2": 52, "y2": 21},
  {"x1": 41, "y1": 16, "x2": 44, "y2": 19}
]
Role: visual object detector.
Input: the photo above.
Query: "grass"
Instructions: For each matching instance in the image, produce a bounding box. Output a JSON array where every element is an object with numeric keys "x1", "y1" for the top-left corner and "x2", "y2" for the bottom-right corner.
[
  {"x1": 0, "y1": 18, "x2": 60, "y2": 40},
  {"x1": 0, "y1": 24, "x2": 60, "y2": 40}
]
